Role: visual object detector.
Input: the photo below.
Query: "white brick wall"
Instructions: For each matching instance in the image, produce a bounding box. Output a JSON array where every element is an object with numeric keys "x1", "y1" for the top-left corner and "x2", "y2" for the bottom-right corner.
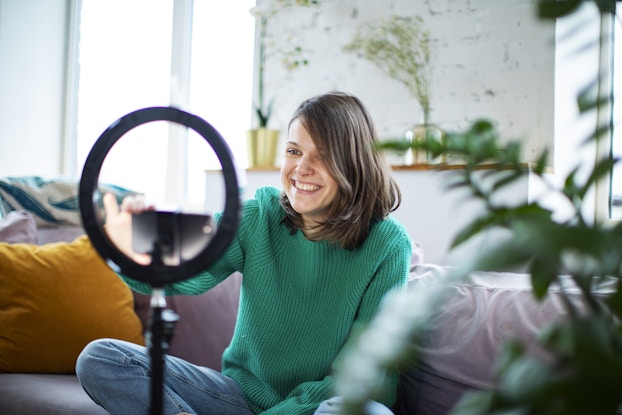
[{"x1": 255, "y1": 0, "x2": 555, "y2": 164}]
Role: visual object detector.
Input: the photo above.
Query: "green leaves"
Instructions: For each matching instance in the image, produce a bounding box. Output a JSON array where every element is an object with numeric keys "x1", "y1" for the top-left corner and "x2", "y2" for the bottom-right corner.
[
  {"x1": 254, "y1": 98, "x2": 274, "y2": 129},
  {"x1": 378, "y1": 108, "x2": 622, "y2": 411},
  {"x1": 450, "y1": 203, "x2": 551, "y2": 250},
  {"x1": 537, "y1": 0, "x2": 616, "y2": 18},
  {"x1": 537, "y1": 0, "x2": 583, "y2": 18},
  {"x1": 339, "y1": 2, "x2": 622, "y2": 414}
]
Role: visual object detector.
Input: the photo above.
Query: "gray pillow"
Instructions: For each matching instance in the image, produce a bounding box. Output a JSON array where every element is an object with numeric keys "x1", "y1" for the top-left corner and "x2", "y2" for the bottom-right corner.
[{"x1": 0, "y1": 210, "x2": 37, "y2": 244}]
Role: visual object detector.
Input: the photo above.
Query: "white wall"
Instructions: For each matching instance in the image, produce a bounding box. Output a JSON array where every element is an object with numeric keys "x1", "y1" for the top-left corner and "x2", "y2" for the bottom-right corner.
[
  {"x1": 0, "y1": 0, "x2": 71, "y2": 176},
  {"x1": 259, "y1": 0, "x2": 556, "y2": 165}
]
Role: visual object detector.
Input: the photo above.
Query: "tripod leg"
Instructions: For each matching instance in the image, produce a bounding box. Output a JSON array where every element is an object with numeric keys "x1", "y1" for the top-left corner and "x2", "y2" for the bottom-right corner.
[{"x1": 147, "y1": 288, "x2": 179, "y2": 415}]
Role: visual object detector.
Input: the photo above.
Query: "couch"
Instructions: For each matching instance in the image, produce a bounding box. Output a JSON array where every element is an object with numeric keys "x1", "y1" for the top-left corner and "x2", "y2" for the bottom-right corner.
[
  {"x1": 0, "y1": 206, "x2": 242, "y2": 415},
  {"x1": 0, "y1": 177, "x2": 608, "y2": 415}
]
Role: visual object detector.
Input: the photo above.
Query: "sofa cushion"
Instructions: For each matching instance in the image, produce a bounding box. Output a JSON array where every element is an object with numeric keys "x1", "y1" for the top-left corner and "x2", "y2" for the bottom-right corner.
[
  {"x1": 0, "y1": 235, "x2": 145, "y2": 374},
  {"x1": 0, "y1": 210, "x2": 37, "y2": 244},
  {"x1": 398, "y1": 264, "x2": 615, "y2": 415},
  {"x1": 36, "y1": 225, "x2": 85, "y2": 245},
  {"x1": 0, "y1": 374, "x2": 108, "y2": 415}
]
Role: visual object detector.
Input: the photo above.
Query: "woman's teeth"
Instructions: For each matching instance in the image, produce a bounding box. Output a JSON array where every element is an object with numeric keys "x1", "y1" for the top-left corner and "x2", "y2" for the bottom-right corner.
[{"x1": 295, "y1": 182, "x2": 320, "y2": 191}]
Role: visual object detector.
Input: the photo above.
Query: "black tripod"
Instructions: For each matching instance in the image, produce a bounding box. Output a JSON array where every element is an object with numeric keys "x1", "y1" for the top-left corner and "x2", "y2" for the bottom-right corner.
[
  {"x1": 78, "y1": 106, "x2": 241, "y2": 415},
  {"x1": 147, "y1": 287, "x2": 179, "y2": 415}
]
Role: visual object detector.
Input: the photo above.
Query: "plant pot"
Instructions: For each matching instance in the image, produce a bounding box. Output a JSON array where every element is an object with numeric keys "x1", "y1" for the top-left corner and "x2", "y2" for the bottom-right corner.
[{"x1": 246, "y1": 128, "x2": 280, "y2": 168}]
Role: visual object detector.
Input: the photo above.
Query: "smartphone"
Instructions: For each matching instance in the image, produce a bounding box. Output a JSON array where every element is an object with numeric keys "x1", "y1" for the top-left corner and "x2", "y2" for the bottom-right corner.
[{"x1": 131, "y1": 211, "x2": 215, "y2": 266}]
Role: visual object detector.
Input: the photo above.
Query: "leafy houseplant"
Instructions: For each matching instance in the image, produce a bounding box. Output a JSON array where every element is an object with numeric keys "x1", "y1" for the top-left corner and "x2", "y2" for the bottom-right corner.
[{"x1": 335, "y1": 1, "x2": 622, "y2": 414}]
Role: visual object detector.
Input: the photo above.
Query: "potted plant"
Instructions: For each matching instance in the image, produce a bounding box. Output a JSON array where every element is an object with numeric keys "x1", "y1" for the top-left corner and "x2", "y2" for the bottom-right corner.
[
  {"x1": 335, "y1": 1, "x2": 622, "y2": 414},
  {"x1": 247, "y1": 0, "x2": 319, "y2": 168},
  {"x1": 343, "y1": 15, "x2": 443, "y2": 164}
]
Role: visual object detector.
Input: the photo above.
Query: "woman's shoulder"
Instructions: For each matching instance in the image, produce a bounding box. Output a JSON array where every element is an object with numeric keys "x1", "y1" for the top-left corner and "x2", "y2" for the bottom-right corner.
[
  {"x1": 373, "y1": 215, "x2": 409, "y2": 237},
  {"x1": 238, "y1": 186, "x2": 283, "y2": 224},
  {"x1": 252, "y1": 186, "x2": 281, "y2": 202},
  {"x1": 366, "y1": 216, "x2": 412, "y2": 250},
  {"x1": 243, "y1": 186, "x2": 281, "y2": 211}
]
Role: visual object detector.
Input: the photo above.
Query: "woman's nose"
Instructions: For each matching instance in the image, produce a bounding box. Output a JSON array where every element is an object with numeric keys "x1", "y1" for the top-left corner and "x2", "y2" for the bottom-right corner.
[{"x1": 296, "y1": 156, "x2": 313, "y2": 175}]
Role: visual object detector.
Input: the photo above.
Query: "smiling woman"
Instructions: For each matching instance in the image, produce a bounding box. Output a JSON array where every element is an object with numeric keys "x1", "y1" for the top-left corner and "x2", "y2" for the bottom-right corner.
[{"x1": 74, "y1": 0, "x2": 254, "y2": 210}]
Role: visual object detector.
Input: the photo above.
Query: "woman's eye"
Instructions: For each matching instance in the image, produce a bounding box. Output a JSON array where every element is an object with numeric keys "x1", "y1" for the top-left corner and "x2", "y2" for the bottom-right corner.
[{"x1": 286, "y1": 148, "x2": 300, "y2": 156}]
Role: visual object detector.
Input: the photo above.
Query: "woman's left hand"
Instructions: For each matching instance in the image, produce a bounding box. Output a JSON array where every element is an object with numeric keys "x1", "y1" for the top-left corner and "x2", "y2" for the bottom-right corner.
[{"x1": 102, "y1": 193, "x2": 152, "y2": 265}]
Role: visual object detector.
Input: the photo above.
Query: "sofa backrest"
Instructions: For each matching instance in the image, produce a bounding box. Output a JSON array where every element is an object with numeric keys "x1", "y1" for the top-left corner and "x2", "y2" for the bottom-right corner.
[
  {"x1": 133, "y1": 272, "x2": 242, "y2": 371},
  {"x1": 397, "y1": 264, "x2": 616, "y2": 415}
]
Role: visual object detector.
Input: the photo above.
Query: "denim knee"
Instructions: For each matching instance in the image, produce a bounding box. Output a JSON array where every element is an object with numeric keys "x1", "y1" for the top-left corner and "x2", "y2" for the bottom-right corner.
[
  {"x1": 76, "y1": 339, "x2": 106, "y2": 385},
  {"x1": 76, "y1": 338, "x2": 132, "y2": 387}
]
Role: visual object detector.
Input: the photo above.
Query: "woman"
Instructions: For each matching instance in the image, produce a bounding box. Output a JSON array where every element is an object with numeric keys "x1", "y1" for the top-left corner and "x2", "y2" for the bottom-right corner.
[{"x1": 77, "y1": 91, "x2": 413, "y2": 415}]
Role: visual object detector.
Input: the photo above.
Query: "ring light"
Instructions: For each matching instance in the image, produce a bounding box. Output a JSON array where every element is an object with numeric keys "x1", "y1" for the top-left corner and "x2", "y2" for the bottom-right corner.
[{"x1": 79, "y1": 106, "x2": 241, "y2": 287}]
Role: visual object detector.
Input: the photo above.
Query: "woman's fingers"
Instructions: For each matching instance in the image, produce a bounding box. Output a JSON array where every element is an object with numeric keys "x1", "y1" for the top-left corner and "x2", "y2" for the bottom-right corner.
[
  {"x1": 101, "y1": 193, "x2": 153, "y2": 266},
  {"x1": 120, "y1": 194, "x2": 147, "y2": 213},
  {"x1": 102, "y1": 192, "x2": 120, "y2": 219}
]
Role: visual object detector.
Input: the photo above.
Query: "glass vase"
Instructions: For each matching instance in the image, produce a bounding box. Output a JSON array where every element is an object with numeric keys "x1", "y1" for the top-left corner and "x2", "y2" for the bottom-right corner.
[{"x1": 403, "y1": 120, "x2": 445, "y2": 164}]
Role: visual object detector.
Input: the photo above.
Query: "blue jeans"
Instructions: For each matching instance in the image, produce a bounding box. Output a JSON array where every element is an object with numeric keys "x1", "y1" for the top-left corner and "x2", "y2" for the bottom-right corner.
[{"x1": 76, "y1": 339, "x2": 394, "y2": 415}]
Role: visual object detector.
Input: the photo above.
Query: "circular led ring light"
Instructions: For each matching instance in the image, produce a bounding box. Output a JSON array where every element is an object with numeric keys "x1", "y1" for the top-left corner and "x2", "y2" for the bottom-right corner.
[{"x1": 79, "y1": 107, "x2": 240, "y2": 286}]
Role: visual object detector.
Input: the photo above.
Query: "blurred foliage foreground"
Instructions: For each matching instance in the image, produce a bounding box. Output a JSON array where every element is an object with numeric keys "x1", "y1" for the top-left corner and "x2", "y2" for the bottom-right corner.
[
  {"x1": 336, "y1": 116, "x2": 622, "y2": 414},
  {"x1": 336, "y1": 2, "x2": 622, "y2": 414}
]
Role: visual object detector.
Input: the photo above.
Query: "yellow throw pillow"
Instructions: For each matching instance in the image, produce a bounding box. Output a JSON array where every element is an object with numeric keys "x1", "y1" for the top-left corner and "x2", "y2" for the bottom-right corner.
[{"x1": 0, "y1": 235, "x2": 145, "y2": 373}]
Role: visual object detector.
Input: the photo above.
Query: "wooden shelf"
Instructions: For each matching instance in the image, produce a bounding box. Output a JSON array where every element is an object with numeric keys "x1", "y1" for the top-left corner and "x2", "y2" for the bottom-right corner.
[
  {"x1": 391, "y1": 162, "x2": 542, "y2": 171},
  {"x1": 207, "y1": 162, "x2": 544, "y2": 174},
  {"x1": 239, "y1": 162, "x2": 541, "y2": 173}
]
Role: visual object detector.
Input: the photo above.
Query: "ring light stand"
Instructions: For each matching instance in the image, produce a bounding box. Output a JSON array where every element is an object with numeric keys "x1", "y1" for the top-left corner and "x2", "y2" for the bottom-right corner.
[{"x1": 79, "y1": 107, "x2": 241, "y2": 415}]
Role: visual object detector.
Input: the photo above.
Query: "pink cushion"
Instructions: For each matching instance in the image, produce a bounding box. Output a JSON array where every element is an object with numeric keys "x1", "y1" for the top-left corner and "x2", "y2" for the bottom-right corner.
[
  {"x1": 36, "y1": 226, "x2": 85, "y2": 245},
  {"x1": 0, "y1": 211, "x2": 37, "y2": 244}
]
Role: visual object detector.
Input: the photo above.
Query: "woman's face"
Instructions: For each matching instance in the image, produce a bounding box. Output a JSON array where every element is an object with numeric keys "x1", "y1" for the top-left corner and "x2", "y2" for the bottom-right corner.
[{"x1": 281, "y1": 118, "x2": 339, "y2": 230}]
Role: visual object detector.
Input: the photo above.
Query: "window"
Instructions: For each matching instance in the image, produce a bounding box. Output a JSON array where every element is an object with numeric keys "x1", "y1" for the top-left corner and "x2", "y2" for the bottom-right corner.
[
  {"x1": 75, "y1": 0, "x2": 254, "y2": 211},
  {"x1": 555, "y1": 2, "x2": 618, "y2": 222},
  {"x1": 610, "y1": 8, "x2": 622, "y2": 218}
]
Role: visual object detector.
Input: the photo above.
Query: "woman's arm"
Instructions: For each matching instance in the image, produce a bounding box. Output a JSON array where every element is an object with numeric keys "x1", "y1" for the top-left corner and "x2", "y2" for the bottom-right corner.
[{"x1": 103, "y1": 193, "x2": 250, "y2": 296}]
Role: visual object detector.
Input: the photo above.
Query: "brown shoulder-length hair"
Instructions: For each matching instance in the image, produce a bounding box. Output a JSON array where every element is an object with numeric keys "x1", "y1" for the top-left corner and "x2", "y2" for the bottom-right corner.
[{"x1": 280, "y1": 91, "x2": 402, "y2": 249}]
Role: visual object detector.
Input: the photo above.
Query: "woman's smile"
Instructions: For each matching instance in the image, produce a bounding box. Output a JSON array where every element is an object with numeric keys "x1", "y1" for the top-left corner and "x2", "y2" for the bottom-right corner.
[{"x1": 292, "y1": 180, "x2": 321, "y2": 192}]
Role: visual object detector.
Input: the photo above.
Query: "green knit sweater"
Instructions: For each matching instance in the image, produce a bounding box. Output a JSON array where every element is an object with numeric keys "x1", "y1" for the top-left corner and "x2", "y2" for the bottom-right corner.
[{"x1": 122, "y1": 187, "x2": 412, "y2": 414}]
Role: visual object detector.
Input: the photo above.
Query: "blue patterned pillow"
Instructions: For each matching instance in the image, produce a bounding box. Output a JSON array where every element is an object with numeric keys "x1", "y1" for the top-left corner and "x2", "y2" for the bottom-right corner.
[{"x1": 0, "y1": 176, "x2": 140, "y2": 228}]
